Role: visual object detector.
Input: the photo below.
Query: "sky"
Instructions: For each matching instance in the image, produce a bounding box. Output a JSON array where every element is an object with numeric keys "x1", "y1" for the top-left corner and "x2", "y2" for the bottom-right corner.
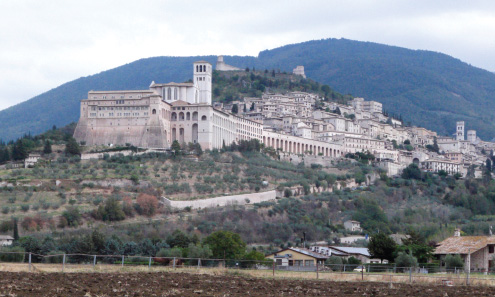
[{"x1": 1, "y1": 0, "x2": 495, "y2": 111}]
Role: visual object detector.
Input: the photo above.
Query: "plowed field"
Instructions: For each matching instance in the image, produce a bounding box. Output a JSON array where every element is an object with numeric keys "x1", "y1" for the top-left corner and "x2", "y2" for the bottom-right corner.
[{"x1": 0, "y1": 271, "x2": 494, "y2": 296}]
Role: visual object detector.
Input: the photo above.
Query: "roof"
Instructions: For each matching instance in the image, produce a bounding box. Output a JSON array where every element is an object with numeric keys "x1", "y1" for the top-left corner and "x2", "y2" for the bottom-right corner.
[
  {"x1": 434, "y1": 236, "x2": 495, "y2": 255},
  {"x1": 0, "y1": 235, "x2": 14, "y2": 240},
  {"x1": 194, "y1": 60, "x2": 211, "y2": 64},
  {"x1": 329, "y1": 246, "x2": 371, "y2": 257},
  {"x1": 89, "y1": 90, "x2": 152, "y2": 94},
  {"x1": 268, "y1": 247, "x2": 328, "y2": 260},
  {"x1": 152, "y1": 82, "x2": 194, "y2": 87},
  {"x1": 170, "y1": 100, "x2": 191, "y2": 106}
]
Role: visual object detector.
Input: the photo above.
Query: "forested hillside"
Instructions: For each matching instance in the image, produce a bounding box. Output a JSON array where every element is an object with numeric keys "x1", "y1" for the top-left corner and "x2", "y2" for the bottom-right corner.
[{"x1": 2, "y1": 38, "x2": 495, "y2": 140}]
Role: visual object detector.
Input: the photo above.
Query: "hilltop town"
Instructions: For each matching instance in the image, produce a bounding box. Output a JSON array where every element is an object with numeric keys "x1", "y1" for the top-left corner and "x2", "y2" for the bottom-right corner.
[{"x1": 73, "y1": 56, "x2": 494, "y2": 179}]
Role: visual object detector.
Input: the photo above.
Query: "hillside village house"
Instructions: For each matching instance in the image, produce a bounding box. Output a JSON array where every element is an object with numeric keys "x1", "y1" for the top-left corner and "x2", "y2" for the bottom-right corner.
[
  {"x1": 344, "y1": 220, "x2": 362, "y2": 232},
  {"x1": 0, "y1": 235, "x2": 14, "y2": 246},
  {"x1": 310, "y1": 245, "x2": 385, "y2": 264},
  {"x1": 265, "y1": 247, "x2": 328, "y2": 271},
  {"x1": 434, "y1": 229, "x2": 495, "y2": 272}
]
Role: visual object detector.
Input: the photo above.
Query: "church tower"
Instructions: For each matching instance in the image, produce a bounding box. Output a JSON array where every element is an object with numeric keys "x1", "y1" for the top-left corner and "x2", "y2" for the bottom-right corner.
[
  {"x1": 456, "y1": 121, "x2": 465, "y2": 141},
  {"x1": 193, "y1": 61, "x2": 212, "y2": 105}
]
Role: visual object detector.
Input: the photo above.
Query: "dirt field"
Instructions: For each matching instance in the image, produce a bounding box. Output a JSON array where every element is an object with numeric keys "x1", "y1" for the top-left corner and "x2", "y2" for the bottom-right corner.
[{"x1": 1, "y1": 271, "x2": 495, "y2": 296}]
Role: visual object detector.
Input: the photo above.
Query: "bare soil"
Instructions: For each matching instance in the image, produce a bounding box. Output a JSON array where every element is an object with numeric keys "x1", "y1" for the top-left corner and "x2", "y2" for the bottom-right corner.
[{"x1": 0, "y1": 271, "x2": 495, "y2": 296}]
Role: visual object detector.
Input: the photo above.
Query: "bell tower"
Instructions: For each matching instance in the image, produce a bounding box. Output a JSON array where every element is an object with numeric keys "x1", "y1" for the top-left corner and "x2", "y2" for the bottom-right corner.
[
  {"x1": 456, "y1": 121, "x2": 464, "y2": 141},
  {"x1": 193, "y1": 61, "x2": 212, "y2": 105}
]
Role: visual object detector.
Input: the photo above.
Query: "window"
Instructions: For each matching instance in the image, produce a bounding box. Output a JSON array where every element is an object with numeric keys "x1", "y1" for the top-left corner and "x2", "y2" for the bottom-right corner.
[
  {"x1": 152, "y1": 109, "x2": 156, "y2": 115},
  {"x1": 490, "y1": 245, "x2": 494, "y2": 254}
]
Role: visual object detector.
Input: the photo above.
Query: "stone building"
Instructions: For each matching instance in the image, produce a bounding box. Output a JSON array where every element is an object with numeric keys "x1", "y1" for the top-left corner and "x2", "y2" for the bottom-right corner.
[{"x1": 435, "y1": 229, "x2": 495, "y2": 272}]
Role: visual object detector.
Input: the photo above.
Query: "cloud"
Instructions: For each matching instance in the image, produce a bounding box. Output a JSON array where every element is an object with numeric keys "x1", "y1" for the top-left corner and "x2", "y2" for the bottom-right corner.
[{"x1": 0, "y1": 1, "x2": 494, "y2": 110}]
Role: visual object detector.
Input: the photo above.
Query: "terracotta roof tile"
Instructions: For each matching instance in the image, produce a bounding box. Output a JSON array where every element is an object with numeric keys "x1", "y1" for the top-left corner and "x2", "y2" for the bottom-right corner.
[{"x1": 434, "y1": 236, "x2": 495, "y2": 254}]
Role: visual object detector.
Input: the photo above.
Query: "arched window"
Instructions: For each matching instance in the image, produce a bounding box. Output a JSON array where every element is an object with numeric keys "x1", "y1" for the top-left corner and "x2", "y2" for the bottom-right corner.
[
  {"x1": 152, "y1": 109, "x2": 156, "y2": 115},
  {"x1": 192, "y1": 111, "x2": 198, "y2": 121},
  {"x1": 201, "y1": 115, "x2": 207, "y2": 121},
  {"x1": 171, "y1": 112, "x2": 177, "y2": 121},
  {"x1": 174, "y1": 88, "x2": 178, "y2": 100},
  {"x1": 179, "y1": 112, "x2": 184, "y2": 121},
  {"x1": 167, "y1": 88, "x2": 172, "y2": 100},
  {"x1": 196, "y1": 65, "x2": 199, "y2": 72},
  {"x1": 186, "y1": 112, "x2": 190, "y2": 120}
]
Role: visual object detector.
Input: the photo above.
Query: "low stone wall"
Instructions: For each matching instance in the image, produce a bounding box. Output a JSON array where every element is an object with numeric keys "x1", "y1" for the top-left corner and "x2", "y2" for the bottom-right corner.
[
  {"x1": 162, "y1": 190, "x2": 277, "y2": 210},
  {"x1": 81, "y1": 150, "x2": 134, "y2": 160}
]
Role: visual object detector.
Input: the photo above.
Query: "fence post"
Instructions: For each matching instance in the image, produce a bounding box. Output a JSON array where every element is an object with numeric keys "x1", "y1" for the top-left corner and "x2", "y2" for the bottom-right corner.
[
  {"x1": 148, "y1": 257, "x2": 152, "y2": 270},
  {"x1": 62, "y1": 254, "x2": 66, "y2": 273},
  {"x1": 316, "y1": 261, "x2": 319, "y2": 279},
  {"x1": 121, "y1": 255, "x2": 124, "y2": 268},
  {"x1": 28, "y1": 253, "x2": 31, "y2": 272},
  {"x1": 197, "y1": 258, "x2": 201, "y2": 269},
  {"x1": 173, "y1": 257, "x2": 176, "y2": 269},
  {"x1": 93, "y1": 255, "x2": 96, "y2": 268},
  {"x1": 409, "y1": 267, "x2": 412, "y2": 283},
  {"x1": 361, "y1": 266, "x2": 364, "y2": 280},
  {"x1": 343, "y1": 264, "x2": 346, "y2": 273},
  {"x1": 272, "y1": 260, "x2": 275, "y2": 277},
  {"x1": 467, "y1": 268, "x2": 470, "y2": 285}
]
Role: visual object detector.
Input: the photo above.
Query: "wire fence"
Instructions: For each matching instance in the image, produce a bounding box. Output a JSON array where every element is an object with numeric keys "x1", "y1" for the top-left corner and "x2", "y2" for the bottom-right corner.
[{"x1": 1, "y1": 251, "x2": 495, "y2": 286}]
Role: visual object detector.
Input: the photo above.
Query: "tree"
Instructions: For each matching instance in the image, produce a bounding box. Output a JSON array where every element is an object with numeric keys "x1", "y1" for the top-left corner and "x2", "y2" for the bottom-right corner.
[
  {"x1": 91, "y1": 229, "x2": 106, "y2": 254},
  {"x1": 43, "y1": 140, "x2": 52, "y2": 154},
  {"x1": 188, "y1": 243, "x2": 213, "y2": 259},
  {"x1": 487, "y1": 158, "x2": 492, "y2": 172},
  {"x1": 136, "y1": 194, "x2": 159, "y2": 216},
  {"x1": 65, "y1": 137, "x2": 81, "y2": 156},
  {"x1": 166, "y1": 230, "x2": 192, "y2": 248},
  {"x1": 62, "y1": 206, "x2": 81, "y2": 227},
  {"x1": 250, "y1": 102, "x2": 255, "y2": 111},
  {"x1": 12, "y1": 217, "x2": 19, "y2": 241},
  {"x1": 395, "y1": 251, "x2": 418, "y2": 269},
  {"x1": 401, "y1": 163, "x2": 422, "y2": 180},
  {"x1": 232, "y1": 104, "x2": 239, "y2": 114},
  {"x1": 367, "y1": 233, "x2": 397, "y2": 262},
  {"x1": 12, "y1": 139, "x2": 28, "y2": 160},
  {"x1": 432, "y1": 137, "x2": 439, "y2": 153},
  {"x1": 96, "y1": 197, "x2": 125, "y2": 221},
  {"x1": 445, "y1": 254, "x2": 464, "y2": 270},
  {"x1": 171, "y1": 140, "x2": 181, "y2": 156},
  {"x1": 203, "y1": 230, "x2": 246, "y2": 259}
]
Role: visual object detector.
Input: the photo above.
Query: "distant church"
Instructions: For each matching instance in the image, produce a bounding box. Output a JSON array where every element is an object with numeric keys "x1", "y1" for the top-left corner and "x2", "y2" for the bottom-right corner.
[{"x1": 73, "y1": 61, "x2": 262, "y2": 150}]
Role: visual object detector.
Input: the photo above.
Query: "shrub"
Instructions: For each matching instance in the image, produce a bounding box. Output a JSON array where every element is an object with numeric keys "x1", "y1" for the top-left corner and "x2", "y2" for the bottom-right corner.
[
  {"x1": 445, "y1": 254, "x2": 464, "y2": 270},
  {"x1": 20, "y1": 205, "x2": 30, "y2": 212},
  {"x1": 156, "y1": 247, "x2": 182, "y2": 258},
  {"x1": 0, "y1": 247, "x2": 25, "y2": 262},
  {"x1": 44, "y1": 251, "x2": 65, "y2": 263},
  {"x1": 395, "y1": 252, "x2": 418, "y2": 269}
]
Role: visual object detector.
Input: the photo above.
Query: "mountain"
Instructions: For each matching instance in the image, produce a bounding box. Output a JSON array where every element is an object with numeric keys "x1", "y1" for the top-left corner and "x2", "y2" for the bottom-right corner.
[{"x1": 2, "y1": 38, "x2": 495, "y2": 141}]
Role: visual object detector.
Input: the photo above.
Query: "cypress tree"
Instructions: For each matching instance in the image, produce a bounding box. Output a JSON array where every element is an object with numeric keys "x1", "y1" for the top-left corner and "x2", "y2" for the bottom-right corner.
[
  {"x1": 13, "y1": 217, "x2": 19, "y2": 241},
  {"x1": 43, "y1": 140, "x2": 52, "y2": 154}
]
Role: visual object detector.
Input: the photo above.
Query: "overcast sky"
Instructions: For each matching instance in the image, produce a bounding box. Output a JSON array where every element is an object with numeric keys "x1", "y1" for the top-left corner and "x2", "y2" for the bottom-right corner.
[{"x1": 1, "y1": 0, "x2": 494, "y2": 110}]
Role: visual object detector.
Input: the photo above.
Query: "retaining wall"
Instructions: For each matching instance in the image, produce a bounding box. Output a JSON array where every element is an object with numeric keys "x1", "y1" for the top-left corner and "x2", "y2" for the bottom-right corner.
[{"x1": 162, "y1": 190, "x2": 277, "y2": 210}]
